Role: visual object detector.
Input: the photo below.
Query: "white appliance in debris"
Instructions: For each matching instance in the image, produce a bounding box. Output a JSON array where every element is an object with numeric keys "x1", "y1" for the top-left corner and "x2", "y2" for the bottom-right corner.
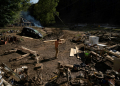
[{"x1": 89, "y1": 36, "x2": 99, "y2": 45}]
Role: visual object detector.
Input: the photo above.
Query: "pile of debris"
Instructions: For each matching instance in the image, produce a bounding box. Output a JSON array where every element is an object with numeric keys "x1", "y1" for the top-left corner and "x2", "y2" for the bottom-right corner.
[
  {"x1": 0, "y1": 35, "x2": 20, "y2": 45},
  {"x1": 0, "y1": 46, "x2": 43, "y2": 86},
  {"x1": 42, "y1": 35, "x2": 120, "y2": 86},
  {"x1": 1, "y1": 30, "x2": 120, "y2": 86},
  {"x1": 72, "y1": 30, "x2": 120, "y2": 44},
  {"x1": 66, "y1": 35, "x2": 120, "y2": 86},
  {"x1": 0, "y1": 30, "x2": 20, "y2": 34},
  {"x1": 48, "y1": 59, "x2": 120, "y2": 86}
]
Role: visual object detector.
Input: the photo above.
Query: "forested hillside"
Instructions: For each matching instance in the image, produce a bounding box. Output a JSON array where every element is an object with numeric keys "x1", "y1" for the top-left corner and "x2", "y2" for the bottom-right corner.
[
  {"x1": 0, "y1": 0, "x2": 30, "y2": 27},
  {"x1": 56, "y1": 0, "x2": 120, "y2": 24}
]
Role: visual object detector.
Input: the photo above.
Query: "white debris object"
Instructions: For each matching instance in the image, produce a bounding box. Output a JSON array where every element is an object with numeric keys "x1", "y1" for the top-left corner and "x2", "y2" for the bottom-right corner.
[
  {"x1": 70, "y1": 48, "x2": 76, "y2": 56},
  {"x1": 22, "y1": 66, "x2": 28, "y2": 69},
  {"x1": 89, "y1": 36, "x2": 99, "y2": 45}
]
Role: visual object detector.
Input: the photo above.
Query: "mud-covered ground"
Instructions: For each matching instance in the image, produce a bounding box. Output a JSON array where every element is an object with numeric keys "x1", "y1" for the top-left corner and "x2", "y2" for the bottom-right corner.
[
  {"x1": 0, "y1": 27, "x2": 119, "y2": 86},
  {"x1": 0, "y1": 27, "x2": 86, "y2": 85}
]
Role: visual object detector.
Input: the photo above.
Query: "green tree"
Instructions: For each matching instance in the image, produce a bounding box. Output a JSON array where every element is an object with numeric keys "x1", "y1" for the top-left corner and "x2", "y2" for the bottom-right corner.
[
  {"x1": 0, "y1": 0, "x2": 30, "y2": 27},
  {"x1": 30, "y1": 0, "x2": 59, "y2": 26}
]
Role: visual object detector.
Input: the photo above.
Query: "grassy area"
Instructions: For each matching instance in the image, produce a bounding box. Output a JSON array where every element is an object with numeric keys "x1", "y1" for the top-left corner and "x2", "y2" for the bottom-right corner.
[{"x1": 0, "y1": 27, "x2": 23, "y2": 32}]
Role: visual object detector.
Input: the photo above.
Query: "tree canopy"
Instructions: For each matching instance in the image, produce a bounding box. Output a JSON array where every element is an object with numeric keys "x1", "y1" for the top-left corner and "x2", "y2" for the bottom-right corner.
[
  {"x1": 29, "y1": 0, "x2": 59, "y2": 26},
  {"x1": 0, "y1": 0, "x2": 31, "y2": 26}
]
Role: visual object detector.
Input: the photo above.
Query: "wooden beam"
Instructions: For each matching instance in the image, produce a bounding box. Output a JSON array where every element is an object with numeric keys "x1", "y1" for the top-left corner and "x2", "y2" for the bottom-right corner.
[
  {"x1": 64, "y1": 64, "x2": 73, "y2": 69},
  {"x1": 43, "y1": 39, "x2": 65, "y2": 43},
  {"x1": 58, "y1": 61, "x2": 73, "y2": 69},
  {"x1": 16, "y1": 53, "x2": 30, "y2": 60},
  {"x1": 106, "y1": 44, "x2": 118, "y2": 49},
  {"x1": 22, "y1": 36, "x2": 33, "y2": 39},
  {"x1": 90, "y1": 51, "x2": 101, "y2": 58},
  {"x1": 106, "y1": 55, "x2": 114, "y2": 61},
  {"x1": 1, "y1": 63, "x2": 21, "y2": 82},
  {"x1": 4, "y1": 48, "x2": 18, "y2": 54},
  {"x1": 20, "y1": 46, "x2": 37, "y2": 56},
  {"x1": 2, "y1": 78, "x2": 12, "y2": 86},
  {"x1": 103, "y1": 49, "x2": 120, "y2": 58}
]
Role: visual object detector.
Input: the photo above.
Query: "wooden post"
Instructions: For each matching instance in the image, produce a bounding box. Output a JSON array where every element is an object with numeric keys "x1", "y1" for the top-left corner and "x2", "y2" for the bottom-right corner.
[{"x1": 36, "y1": 56, "x2": 40, "y2": 64}]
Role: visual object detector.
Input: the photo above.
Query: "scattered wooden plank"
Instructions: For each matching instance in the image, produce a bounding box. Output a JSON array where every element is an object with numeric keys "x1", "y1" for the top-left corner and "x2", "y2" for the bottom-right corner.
[
  {"x1": 106, "y1": 44, "x2": 118, "y2": 49},
  {"x1": 4, "y1": 48, "x2": 18, "y2": 54},
  {"x1": 75, "y1": 46, "x2": 80, "y2": 59},
  {"x1": 20, "y1": 46, "x2": 37, "y2": 56},
  {"x1": 22, "y1": 36, "x2": 33, "y2": 39},
  {"x1": 16, "y1": 53, "x2": 30, "y2": 60},
  {"x1": 58, "y1": 61, "x2": 73, "y2": 69},
  {"x1": 1, "y1": 63, "x2": 21, "y2": 82},
  {"x1": 104, "y1": 61, "x2": 113, "y2": 67},
  {"x1": 86, "y1": 45, "x2": 120, "y2": 58},
  {"x1": 106, "y1": 55, "x2": 114, "y2": 61},
  {"x1": 64, "y1": 64, "x2": 73, "y2": 69},
  {"x1": 103, "y1": 49, "x2": 120, "y2": 58},
  {"x1": 70, "y1": 48, "x2": 76, "y2": 56},
  {"x1": 90, "y1": 51, "x2": 101, "y2": 57},
  {"x1": 2, "y1": 78, "x2": 12, "y2": 86},
  {"x1": 43, "y1": 39, "x2": 65, "y2": 43}
]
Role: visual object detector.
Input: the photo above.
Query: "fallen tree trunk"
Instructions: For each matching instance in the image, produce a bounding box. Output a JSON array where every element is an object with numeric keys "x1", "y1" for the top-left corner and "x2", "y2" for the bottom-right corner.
[
  {"x1": 20, "y1": 46, "x2": 37, "y2": 56},
  {"x1": 16, "y1": 53, "x2": 30, "y2": 60},
  {"x1": 4, "y1": 48, "x2": 18, "y2": 54}
]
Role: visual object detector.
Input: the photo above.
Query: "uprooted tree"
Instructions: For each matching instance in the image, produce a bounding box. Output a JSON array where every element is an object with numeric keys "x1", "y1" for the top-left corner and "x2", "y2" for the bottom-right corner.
[{"x1": 0, "y1": 0, "x2": 31, "y2": 27}]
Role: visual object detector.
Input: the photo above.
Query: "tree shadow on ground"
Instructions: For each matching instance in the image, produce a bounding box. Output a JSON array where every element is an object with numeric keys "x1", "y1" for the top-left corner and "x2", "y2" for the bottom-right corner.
[
  {"x1": 16, "y1": 33, "x2": 39, "y2": 39},
  {"x1": 40, "y1": 57, "x2": 56, "y2": 63}
]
